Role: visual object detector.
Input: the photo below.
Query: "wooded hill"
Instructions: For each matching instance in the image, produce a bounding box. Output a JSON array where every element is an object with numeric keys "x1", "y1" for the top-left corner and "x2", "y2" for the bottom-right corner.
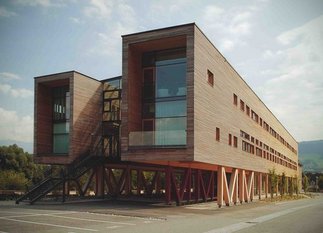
[{"x1": 299, "y1": 140, "x2": 323, "y2": 173}]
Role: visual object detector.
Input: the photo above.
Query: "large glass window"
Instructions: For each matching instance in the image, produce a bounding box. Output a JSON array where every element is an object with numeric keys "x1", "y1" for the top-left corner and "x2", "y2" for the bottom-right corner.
[
  {"x1": 138, "y1": 48, "x2": 187, "y2": 146},
  {"x1": 53, "y1": 86, "x2": 69, "y2": 154},
  {"x1": 155, "y1": 117, "x2": 186, "y2": 145},
  {"x1": 156, "y1": 100, "x2": 186, "y2": 118},
  {"x1": 156, "y1": 58, "x2": 187, "y2": 98},
  {"x1": 53, "y1": 122, "x2": 69, "y2": 154},
  {"x1": 53, "y1": 86, "x2": 70, "y2": 121}
]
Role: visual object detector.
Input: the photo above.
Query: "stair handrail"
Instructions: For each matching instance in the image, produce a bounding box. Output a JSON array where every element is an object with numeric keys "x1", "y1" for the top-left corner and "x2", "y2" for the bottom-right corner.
[{"x1": 15, "y1": 177, "x2": 52, "y2": 204}]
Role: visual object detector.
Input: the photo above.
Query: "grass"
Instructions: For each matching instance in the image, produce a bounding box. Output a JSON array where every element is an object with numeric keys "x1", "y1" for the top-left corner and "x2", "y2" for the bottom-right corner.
[{"x1": 262, "y1": 194, "x2": 306, "y2": 202}]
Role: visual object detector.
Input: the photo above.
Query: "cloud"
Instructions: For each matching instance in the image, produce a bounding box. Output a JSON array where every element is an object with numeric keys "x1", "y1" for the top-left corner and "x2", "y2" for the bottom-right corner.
[
  {"x1": 262, "y1": 49, "x2": 283, "y2": 59},
  {"x1": 220, "y1": 39, "x2": 235, "y2": 51},
  {"x1": 201, "y1": 4, "x2": 258, "y2": 51},
  {"x1": 0, "y1": 107, "x2": 33, "y2": 143},
  {"x1": 0, "y1": 7, "x2": 17, "y2": 17},
  {"x1": 0, "y1": 72, "x2": 21, "y2": 80},
  {"x1": 14, "y1": 0, "x2": 64, "y2": 7},
  {"x1": 83, "y1": 0, "x2": 113, "y2": 18},
  {"x1": 87, "y1": 2, "x2": 138, "y2": 57},
  {"x1": 0, "y1": 83, "x2": 33, "y2": 98},
  {"x1": 258, "y1": 15, "x2": 323, "y2": 141},
  {"x1": 69, "y1": 17, "x2": 81, "y2": 24},
  {"x1": 204, "y1": 5, "x2": 224, "y2": 21}
]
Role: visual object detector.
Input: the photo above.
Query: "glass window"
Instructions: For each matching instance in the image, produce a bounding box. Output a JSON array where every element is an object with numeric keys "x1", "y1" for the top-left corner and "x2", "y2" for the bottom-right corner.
[
  {"x1": 53, "y1": 122, "x2": 69, "y2": 134},
  {"x1": 103, "y1": 79, "x2": 121, "y2": 91},
  {"x1": 65, "y1": 91, "x2": 70, "y2": 120},
  {"x1": 53, "y1": 134, "x2": 69, "y2": 154},
  {"x1": 137, "y1": 48, "x2": 187, "y2": 147},
  {"x1": 111, "y1": 99, "x2": 120, "y2": 112},
  {"x1": 155, "y1": 117, "x2": 186, "y2": 145},
  {"x1": 156, "y1": 58, "x2": 187, "y2": 98},
  {"x1": 143, "y1": 103, "x2": 155, "y2": 118},
  {"x1": 53, "y1": 87, "x2": 69, "y2": 121},
  {"x1": 156, "y1": 100, "x2": 186, "y2": 118},
  {"x1": 53, "y1": 122, "x2": 69, "y2": 154},
  {"x1": 208, "y1": 70, "x2": 214, "y2": 86},
  {"x1": 104, "y1": 90, "x2": 119, "y2": 99}
]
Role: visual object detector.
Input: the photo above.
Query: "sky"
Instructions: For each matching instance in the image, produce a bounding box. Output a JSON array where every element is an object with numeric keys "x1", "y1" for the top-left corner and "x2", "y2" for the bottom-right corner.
[{"x1": 0, "y1": 0, "x2": 323, "y2": 153}]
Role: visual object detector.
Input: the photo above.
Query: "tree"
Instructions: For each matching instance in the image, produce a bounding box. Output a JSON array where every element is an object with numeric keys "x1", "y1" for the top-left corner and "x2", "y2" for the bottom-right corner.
[
  {"x1": 288, "y1": 176, "x2": 294, "y2": 196},
  {"x1": 268, "y1": 168, "x2": 278, "y2": 199},
  {"x1": 279, "y1": 172, "x2": 287, "y2": 197},
  {"x1": 0, "y1": 144, "x2": 45, "y2": 190},
  {"x1": 303, "y1": 175, "x2": 309, "y2": 194},
  {"x1": 318, "y1": 175, "x2": 323, "y2": 190},
  {"x1": 293, "y1": 175, "x2": 299, "y2": 195},
  {"x1": 0, "y1": 170, "x2": 29, "y2": 190}
]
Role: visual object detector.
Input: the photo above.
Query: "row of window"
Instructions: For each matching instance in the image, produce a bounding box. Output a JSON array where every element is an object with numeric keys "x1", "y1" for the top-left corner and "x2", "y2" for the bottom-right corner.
[
  {"x1": 233, "y1": 93, "x2": 297, "y2": 155},
  {"x1": 215, "y1": 127, "x2": 238, "y2": 147},
  {"x1": 240, "y1": 130, "x2": 297, "y2": 170},
  {"x1": 214, "y1": 128, "x2": 296, "y2": 170}
]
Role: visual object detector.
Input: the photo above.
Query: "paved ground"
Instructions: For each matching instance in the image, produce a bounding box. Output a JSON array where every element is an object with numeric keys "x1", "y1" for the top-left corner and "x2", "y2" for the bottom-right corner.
[{"x1": 0, "y1": 194, "x2": 322, "y2": 233}]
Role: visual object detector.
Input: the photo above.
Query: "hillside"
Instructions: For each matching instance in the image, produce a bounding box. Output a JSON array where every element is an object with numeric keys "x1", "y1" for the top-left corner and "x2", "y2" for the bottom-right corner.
[{"x1": 299, "y1": 140, "x2": 323, "y2": 173}]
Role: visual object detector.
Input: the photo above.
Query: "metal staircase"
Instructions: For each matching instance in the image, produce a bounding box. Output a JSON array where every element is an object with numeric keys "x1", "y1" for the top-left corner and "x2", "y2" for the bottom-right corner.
[{"x1": 16, "y1": 154, "x2": 105, "y2": 204}]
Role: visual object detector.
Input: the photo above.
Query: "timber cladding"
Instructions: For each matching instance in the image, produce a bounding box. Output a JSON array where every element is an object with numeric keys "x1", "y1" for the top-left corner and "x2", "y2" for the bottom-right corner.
[
  {"x1": 193, "y1": 25, "x2": 298, "y2": 176},
  {"x1": 121, "y1": 23, "x2": 298, "y2": 177},
  {"x1": 34, "y1": 72, "x2": 71, "y2": 164},
  {"x1": 121, "y1": 24, "x2": 195, "y2": 161},
  {"x1": 70, "y1": 72, "x2": 102, "y2": 161},
  {"x1": 34, "y1": 71, "x2": 102, "y2": 164}
]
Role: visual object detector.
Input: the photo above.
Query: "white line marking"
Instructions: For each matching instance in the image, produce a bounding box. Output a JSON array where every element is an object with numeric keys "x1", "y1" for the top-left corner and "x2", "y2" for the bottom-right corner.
[
  {"x1": 204, "y1": 203, "x2": 318, "y2": 233},
  {"x1": 46, "y1": 214, "x2": 136, "y2": 226},
  {"x1": 106, "y1": 225, "x2": 123, "y2": 229},
  {"x1": 0, "y1": 211, "x2": 77, "y2": 219},
  {"x1": 0, "y1": 210, "x2": 38, "y2": 215},
  {"x1": 0, "y1": 217, "x2": 98, "y2": 232}
]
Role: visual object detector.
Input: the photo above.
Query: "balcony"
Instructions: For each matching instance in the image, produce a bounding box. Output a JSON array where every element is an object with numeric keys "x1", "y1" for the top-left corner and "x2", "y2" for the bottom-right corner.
[{"x1": 129, "y1": 130, "x2": 186, "y2": 147}]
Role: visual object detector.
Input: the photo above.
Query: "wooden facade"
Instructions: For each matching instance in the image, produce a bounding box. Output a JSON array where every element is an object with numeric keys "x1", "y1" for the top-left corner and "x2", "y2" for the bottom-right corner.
[
  {"x1": 31, "y1": 23, "x2": 299, "y2": 206},
  {"x1": 34, "y1": 71, "x2": 102, "y2": 164},
  {"x1": 121, "y1": 23, "x2": 298, "y2": 177}
]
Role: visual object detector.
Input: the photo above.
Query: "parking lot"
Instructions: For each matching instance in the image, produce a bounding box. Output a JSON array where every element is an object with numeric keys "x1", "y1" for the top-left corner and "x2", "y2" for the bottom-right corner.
[
  {"x1": 1, "y1": 195, "x2": 322, "y2": 233},
  {"x1": 0, "y1": 200, "x2": 169, "y2": 233}
]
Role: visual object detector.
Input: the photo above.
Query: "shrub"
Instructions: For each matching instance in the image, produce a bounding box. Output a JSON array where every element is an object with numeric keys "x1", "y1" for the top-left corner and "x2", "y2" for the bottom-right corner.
[
  {"x1": 0, "y1": 170, "x2": 29, "y2": 190},
  {"x1": 268, "y1": 168, "x2": 278, "y2": 199}
]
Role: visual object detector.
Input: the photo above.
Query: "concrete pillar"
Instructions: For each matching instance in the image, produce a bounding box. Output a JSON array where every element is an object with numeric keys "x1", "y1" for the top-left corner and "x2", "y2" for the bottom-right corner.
[{"x1": 258, "y1": 173, "x2": 262, "y2": 200}]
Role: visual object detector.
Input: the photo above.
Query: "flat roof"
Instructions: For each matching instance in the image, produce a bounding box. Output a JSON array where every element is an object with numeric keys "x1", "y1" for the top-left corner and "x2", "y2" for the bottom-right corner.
[
  {"x1": 121, "y1": 22, "x2": 195, "y2": 38},
  {"x1": 34, "y1": 70, "x2": 101, "y2": 82}
]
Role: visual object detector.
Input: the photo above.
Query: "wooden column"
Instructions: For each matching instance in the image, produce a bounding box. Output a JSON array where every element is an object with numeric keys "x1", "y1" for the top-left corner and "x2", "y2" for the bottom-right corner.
[
  {"x1": 95, "y1": 166, "x2": 104, "y2": 197},
  {"x1": 258, "y1": 173, "x2": 262, "y2": 200},
  {"x1": 265, "y1": 173, "x2": 269, "y2": 198},
  {"x1": 217, "y1": 166, "x2": 224, "y2": 207}
]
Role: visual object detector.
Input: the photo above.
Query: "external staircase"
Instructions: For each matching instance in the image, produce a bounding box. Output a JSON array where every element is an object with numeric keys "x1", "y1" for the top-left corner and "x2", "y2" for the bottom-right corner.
[{"x1": 16, "y1": 154, "x2": 105, "y2": 204}]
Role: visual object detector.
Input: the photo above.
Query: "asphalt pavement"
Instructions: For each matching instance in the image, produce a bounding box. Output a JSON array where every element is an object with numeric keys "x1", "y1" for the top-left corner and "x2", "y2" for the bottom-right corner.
[{"x1": 0, "y1": 194, "x2": 322, "y2": 233}]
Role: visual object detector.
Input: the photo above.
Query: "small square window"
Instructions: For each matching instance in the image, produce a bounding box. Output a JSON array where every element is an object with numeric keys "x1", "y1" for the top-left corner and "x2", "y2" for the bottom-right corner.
[
  {"x1": 207, "y1": 70, "x2": 214, "y2": 87},
  {"x1": 216, "y1": 127, "x2": 220, "y2": 141},
  {"x1": 233, "y1": 94, "x2": 238, "y2": 106},
  {"x1": 240, "y1": 100, "x2": 245, "y2": 111},
  {"x1": 246, "y1": 105, "x2": 250, "y2": 116},
  {"x1": 233, "y1": 136, "x2": 238, "y2": 148}
]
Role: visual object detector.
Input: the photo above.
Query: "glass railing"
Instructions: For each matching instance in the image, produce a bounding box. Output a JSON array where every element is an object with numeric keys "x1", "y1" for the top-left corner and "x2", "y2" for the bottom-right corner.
[{"x1": 129, "y1": 130, "x2": 186, "y2": 147}]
